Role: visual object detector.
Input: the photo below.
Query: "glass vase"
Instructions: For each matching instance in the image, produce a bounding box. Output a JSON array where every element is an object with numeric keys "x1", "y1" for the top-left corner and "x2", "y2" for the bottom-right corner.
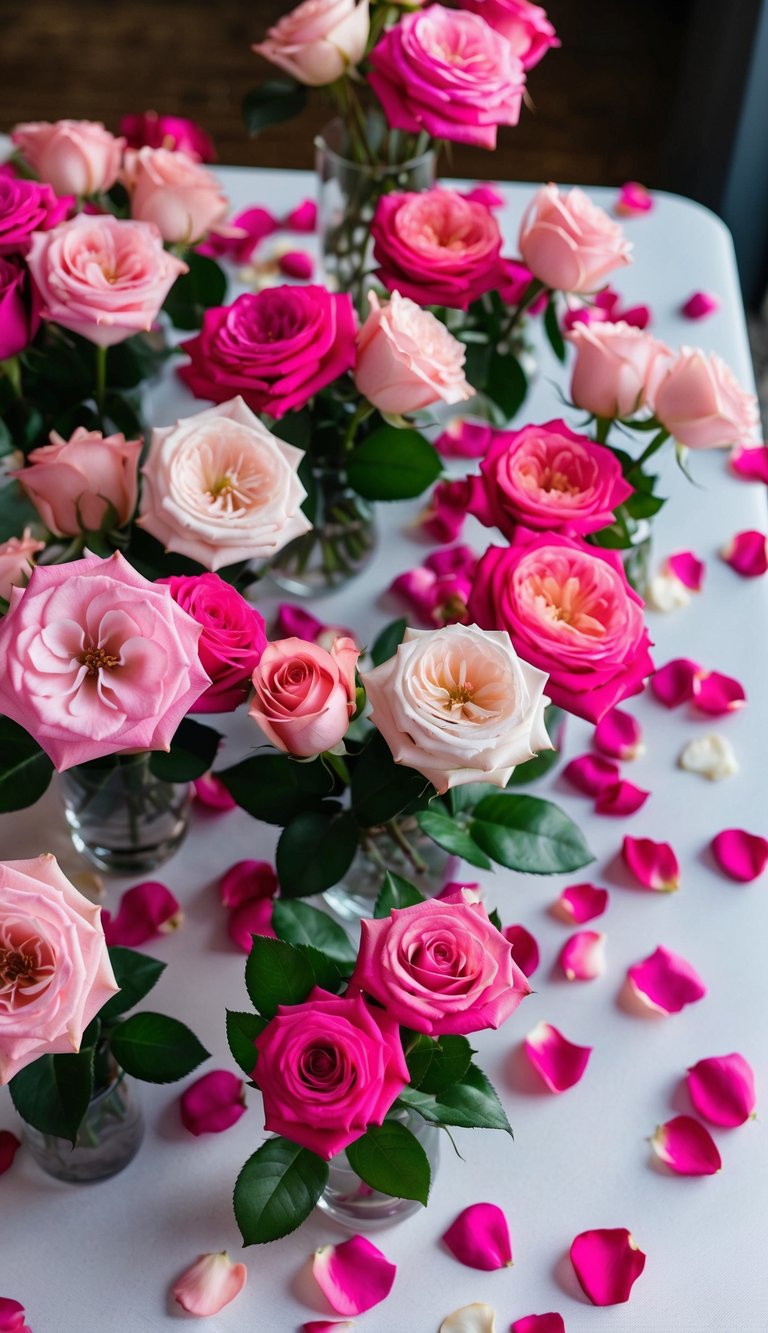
[
  {"x1": 317, "y1": 1108, "x2": 440, "y2": 1230},
  {"x1": 23, "y1": 1072, "x2": 144, "y2": 1183},
  {"x1": 324, "y1": 818, "x2": 451, "y2": 924},
  {"x1": 269, "y1": 463, "x2": 377, "y2": 597},
  {"x1": 61, "y1": 752, "x2": 191, "y2": 874}
]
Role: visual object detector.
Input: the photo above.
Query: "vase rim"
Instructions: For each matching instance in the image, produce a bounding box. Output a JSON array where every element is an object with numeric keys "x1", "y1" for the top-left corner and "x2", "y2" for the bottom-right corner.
[{"x1": 315, "y1": 117, "x2": 435, "y2": 179}]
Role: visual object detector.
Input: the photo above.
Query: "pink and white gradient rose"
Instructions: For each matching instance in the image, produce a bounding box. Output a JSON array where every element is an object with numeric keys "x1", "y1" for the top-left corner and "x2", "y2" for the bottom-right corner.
[
  {"x1": 566, "y1": 321, "x2": 669, "y2": 419},
  {"x1": 519, "y1": 184, "x2": 632, "y2": 293},
  {"x1": 248, "y1": 635, "x2": 359, "y2": 757},
  {"x1": 18, "y1": 426, "x2": 141, "y2": 537},
  {"x1": 11, "y1": 119, "x2": 124, "y2": 197},
  {"x1": 121, "y1": 146, "x2": 231, "y2": 245},
  {"x1": 160, "y1": 573, "x2": 267, "y2": 713},
  {"x1": 459, "y1": 0, "x2": 559, "y2": 68},
  {"x1": 652, "y1": 347, "x2": 759, "y2": 448},
  {"x1": 253, "y1": 0, "x2": 370, "y2": 87},
  {"x1": 355, "y1": 290, "x2": 473, "y2": 415},
  {"x1": 371, "y1": 189, "x2": 504, "y2": 311}
]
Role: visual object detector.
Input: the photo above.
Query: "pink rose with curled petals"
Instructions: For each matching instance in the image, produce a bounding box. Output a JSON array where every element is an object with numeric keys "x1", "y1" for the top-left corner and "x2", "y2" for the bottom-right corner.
[
  {"x1": 120, "y1": 111, "x2": 216, "y2": 163},
  {"x1": 121, "y1": 147, "x2": 231, "y2": 245},
  {"x1": 0, "y1": 551, "x2": 210, "y2": 771},
  {"x1": 355, "y1": 291, "x2": 472, "y2": 415},
  {"x1": 0, "y1": 174, "x2": 69, "y2": 256},
  {"x1": 253, "y1": 987, "x2": 409, "y2": 1159},
  {"x1": 0, "y1": 854, "x2": 118, "y2": 1084},
  {"x1": 18, "y1": 426, "x2": 141, "y2": 537},
  {"x1": 159, "y1": 574, "x2": 266, "y2": 713},
  {"x1": 653, "y1": 347, "x2": 759, "y2": 448},
  {"x1": 12, "y1": 119, "x2": 124, "y2": 196},
  {"x1": 519, "y1": 184, "x2": 632, "y2": 293},
  {"x1": 349, "y1": 898, "x2": 531, "y2": 1036},
  {"x1": 249, "y1": 635, "x2": 358, "y2": 757},
  {"x1": 253, "y1": 0, "x2": 370, "y2": 87},
  {"x1": 371, "y1": 189, "x2": 504, "y2": 311},
  {"x1": 566, "y1": 321, "x2": 668, "y2": 419},
  {"x1": 459, "y1": 0, "x2": 559, "y2": 69},
  {"x1": 0, "y1": 256, "x2": 40, "y2": 359},
  {"x1": 0, "y1": 531, "x2": 45, "y2": 603}
]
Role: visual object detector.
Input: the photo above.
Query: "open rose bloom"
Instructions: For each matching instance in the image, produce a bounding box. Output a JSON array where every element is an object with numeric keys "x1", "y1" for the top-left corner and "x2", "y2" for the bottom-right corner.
[
  {"x1": 371, "y1": 189, "x2": 505, "y2": 310},
  {"x1": 249, "y1": 635, "x2": 358, "y2": 756}
]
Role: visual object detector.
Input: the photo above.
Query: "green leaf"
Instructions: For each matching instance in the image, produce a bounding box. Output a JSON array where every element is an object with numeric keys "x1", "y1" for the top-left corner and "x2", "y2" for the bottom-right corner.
[
  {"x1": 346, "y1": 1121, "x2": 431, "y2": 1205},
  {"x1": 346, "y1": 427, "x2": 442, "y2": 501},
  {"x1": 0, "y1": 717, "x2": 54, "y2": 812},
  {"x1": 486, "y1": 350, "x2": 528, "y2": 421},
  {"x1": 369, "y1": 617, "x2": 407, "y2": 667},
  {"x1": 163, "y1": 252, "x2": 228, "y2": 331},
  {"x1": 9, "y1": 1049, "x2": 94, "y2": 1143},
  {"x1": 226, "y1": 1010, "x2": 267, "y2": 1077},
  {"x1": 416, "y1": 808, "x2": 493, "y2": 870},
  {"x1": 149, "y1": 718, "x2": 222, "y2": 782},
  {"x1": 448, "y1": 781, "x2": 495, "y2": 815},
  {"x1": 276, "y1": 809, "x2": 359, "y2": 898},
  {"x1": 110, "y1": 1012, "x2": 209, "y2": 1084},
  {"x1": 218, "y1": 753, "x2": 333, "y2": 825},
  {"x1": 407, "y1": 1034, "x2": 473, "y2": 1096},
  {"x1": 544, "y1": 296, "x2": 566, "y2": 362},
  {"x1": 623, "y1": 490, "x2": 665, "y2": 520},
  {"x1": 0, "y1": 479, "x2": 40, "y2": 543},
  {"x1": 242, "y1": 80, "x2": 308, "y2": 137},
  {"x1": 272, "y1": 900, "x2": 358, "y2": 969},
  {"x1": 470, "y1": 793, "x2": 593, "y2": 874},
  {"x1": 99, "y1": 948, "x2": 166, "y2": 1023},
  {"x1": 350, "y1": 730, "x2": 429, "y2": 826},
  {"x1": 373, "y1": 870, "x2": 426, "y2": 918},
  {"x1": 295, "y1": 943, "x2": 342, "y2": 995},
  {"x1": 234, "y1": 1136, "x2": 328, "y2": 1245},
  {"x1": 244, "y1": 936, "x2": 316, "y2": 1019},
  {"x1": 398, "y1": 1061, "x2": 512, "y2": 1133}
]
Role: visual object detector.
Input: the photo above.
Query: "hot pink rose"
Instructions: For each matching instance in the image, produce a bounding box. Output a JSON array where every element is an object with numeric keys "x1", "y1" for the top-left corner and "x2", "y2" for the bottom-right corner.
[
  {"x1": 160, "y1": 573, "x2": 267, "y2": 713},
  {"x1": 519, "y1": 184, "x2": 632, "y2": 293},
  {"x1": 0, "y1": 531, "x2": 45, "y2": 603},
  {"x1": 467, "y1": 532, "x2": 655, "y2": 723},
  {"x1": 18, "y1": 426, "x2": 141, "y2": 537},
  {"x1": 652, "y1": 348, "x2": 759, "y2": 448},
  {"x1": 0, "y1": 854, "x2": 118, "y2": 1084},
  {"x1": 0, "y1": 175, "x2": 69, "y2": 256},
  {"x1": 0, "y1": 551, "x2": 211, "y2": 770},
  {"x1": 252, "y1": 987, "x2": 409, "y2": 1159},
  {"x1": 469, "y1": 419, "x2": 633, "y2": 536},
  {"x1": 248, "y1": 635, "x2": 358, "y2": 757},
  {"x1": 355, "y1": 290, "x2": 472, "y2": 415},
  {"x1": 371, "y1": 189, "x2": 504, "y2": 310},
  {"x1": 253, "y1": 0, "x2": 370, "y2": 86},
  {"x1": 11, "y1": 119, "x2": 124, "y2": 197},
  {"x1": 122, "y1": 147, "x2": 230, "y2": 245},
  {"x1": 27, "y1": 214, "x2": 187, "y2": 347},
  {"x1": 369, "y1": 6, "x2": 526, "y2": 150},
  {"x1": 349, "y1": 898, "x2": 531, "y2": 1036},
  {"x1": 567, "y1": 320, "x2": 668, "y2": 419},
  {"x1": 120, "y1": 111, "x2": 216, "y2": 163},
  {"x1": 459, "y1": 0, "x2": 559, "y2": 68},
  {"x1": 178, "y1": 286, "x2": 357, "y2": 419},
  {"x1": 0, "y1": 256, "x2": 40, "y2": 359}
]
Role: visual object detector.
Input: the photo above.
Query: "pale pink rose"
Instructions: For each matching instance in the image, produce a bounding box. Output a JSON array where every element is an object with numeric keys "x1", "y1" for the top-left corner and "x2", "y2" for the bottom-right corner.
[
  {"x1": 138, "y1": 396, "x2": 311, "y2": 571},
  {"x1": 249, "y1": 635, "x2": 359, "y2": 757},
  {"x1": 26, "y1": 214, "x2": 187, "y2": 347},
  {"x1": 0, "y1": 551, "x2": 211, "y2": 771},
  {"x1": 0, "y1": 854, "x2": 118, "y2": 1084},
  {"x1": 361, "y1": 623, "x2": 550, "y2": 793},
  {"x1": 121, "y1": 147, "x2": 230, "y2": 245},
  {"x1": 253, "y1": 0, "x2": 370, "y2": 86},
  {"x1": 459, "y1": 0, "x2": 559, "y2": 70},
  {"x1": 0, "y1": 530, "x2": 45, "y2": 602},
  {"x1": 11, "y1": 119, "x2": 124, "y2": 197},
  {"x1": 652, "y1": 347, "x2": 759, "y2": 448},
  {"x1": 566, "y1": 321, "x2": 669, "y2": 419},
  {"x1": 519, "y1": 184, "x2": 632, "y2": 293},
  {"x1": 354, "y1": 290, "x2": 473, "y2": 415},
  {"x1": 18, "y1": 426, "x2": 141, "y2": 536}
]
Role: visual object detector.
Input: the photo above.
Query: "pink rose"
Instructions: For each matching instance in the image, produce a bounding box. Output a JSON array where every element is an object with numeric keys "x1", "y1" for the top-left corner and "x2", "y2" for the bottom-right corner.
[
  {"x1": 519, "y1": 184, "x2": 632, "y2": 293},
  {"x1": 468, "y1": 419, "x2": 633, "y2": 536},
  {"x1": 467, "y1": 532, "x2": 655, "y2": 724},
  {"x1": 138, "y1": 397, "x2": 311, "y2": 570},
  {"x1": 0, "y1": 854, "x2": 118, "y2": 1084},
  {"x1": 178, "y1": 286, "x2": 357, "y2": 419},
  {"x1": 0, "y1": 256, "x2": 40, "y2": 359},
  {"x1": 18, "y1": 426, "x2": 141, "y2": 537},
  {"x1": 253, "y1": 0, "x2": 370, "y2": 87},
  {"x1": 349, "y1": 899, "x2": 531, "y2": 1036},
  {"x1": 355, "y1": 291, "x2": 473, "y2": 415},
  {"x1": 459, "y1": 0, "x2": 559, "y2": 68},
  {"x1": 369, "y1": 6, "x2": 526, "y2": 150},
  {"x1": 27, "y1": 214, "x2": 187, "y2": 347},
  {"x1": 0, "y1": 175, "x2": 69, "y2": 256},
  {"x1": 252, "y1": 987, "x2": 409, "y2": 1159},
  {"x1": 121, "y1": 147, "x2": 230, "y2": 246},
  {"x1": 11, "y1": 119, "x2": 124, "y2": 197},
  {"x1": 120, "y1": 111, "x2": 216, "y2": 163},
  {"x1": 248, "y1": 635, "x2": 358, "y2": 757},
  {"x1": 160, "y1": 573, "x2": 267, "y2": 713},
  {"x1": 567, "y1": 321, "x2": 668, "y2": 419},
  {"x1": 652, "y1": 348, "x2": 759, "y2": 449},
  {"x1": 0, "y1": 531, "x2": 45, "y2": 603},
  {"x1": 0, "y1": 551, "x2": 211, "y2": 771},
  {"x1": 371, "y1": 189, "x2": 504, "y2": 310}
]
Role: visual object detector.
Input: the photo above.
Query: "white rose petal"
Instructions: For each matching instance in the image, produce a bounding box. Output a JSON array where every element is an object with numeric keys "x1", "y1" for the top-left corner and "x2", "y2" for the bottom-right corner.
[
  {"x1": 679, "y1": 733, "x2": 739, "y2": 781},
  {"x1": 440, "y1": 1303, "x2": 497, "y2": 1333},
  {"x1": 646, "y1": 571, "x2": 691, "y2": 612}
]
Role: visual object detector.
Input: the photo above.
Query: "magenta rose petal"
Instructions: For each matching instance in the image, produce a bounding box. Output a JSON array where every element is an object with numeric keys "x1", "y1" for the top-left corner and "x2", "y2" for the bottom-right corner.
[
  {"x1": 626, "y1": 946, "x2": 706, "y2": 1014},
  {"x1": 284, "y1": 199, "x2": 317, "y2": 232},
  {"x1": 0, "y1": 1131, "x2": 21, "y2": 1175},
  {"x1": 595, "y1": 779, "x2": 649, "y2": 816},
  {"x1": 666, "y1": 550, "x2": 705, "y2": 590},
  {"x1": 503, "y1": 924, "x2": 540, "y2": 977},
  {"x1": 523, "y1": 1021, "x2": 592, "y2": 1092},
  {"x1": 442, "y1": 1203, "x2": 513, "y2": 1270},
  {"x1": 569, "y1": 1228, "x2": 646, "y2": 1305},
  {"x1": 651, "y1": 657, "x2": 702, "y2": 708},
  {"x1": 558, "y1": 931, "x2": 606, "y2": 981},
  {"x1": 278, "y1": 249, "x2": 314, "y2": 280},
  {"x1": 464, "y1": 184, "x2": 505, "y2": 209},
  {"x1": 435, "y1": 419, "x2": 492, "y2": 459},
  {"x1": 710, "y1": 828, "x2": 768, "y2": 882},
  {"x1": 101, "y1": 881, "x2": 182, "y2": 948},
  {"x1": 680, "y1": 291, "x2": 719, "y2": 320},
  {"x1": 312, "y1": 1237, "x2": 396, "y2": 1316},
  {"x1": 563, "y1": 753, "x2": 620, "y2": 796},
  {"x1": 692, "y1": 670, "x2": 746, "y2": 715},
  {"x1": 302, "y1": 1323, "x2": 356, "y2": 1333},
  {"x1": 615, "y1": 181, "x2": 653, "y2": 215},
  {"x1": 219, "y1": 859, "x2": 279, "y2": 909},
  {"x1": 651, "y1": 1115, "x2": 722, "y2": 1175},
  {"x1": 730, "y1": 444, "x2": 768, "y2": 483},
  {"x1": 193, "y1": 773, "x2": 237, "y2": 811},
  {"x1": 172, "y1": 1251, "x2": 247, "y2": 1316},
  {"x1": 593, "y1": 707, "x2": 644, "y2": 759},
  {"x1": 556, "y1": 882, "x2": 609, "y2": 924},
  {"x1": 721, "y1": 529, "x2": 768, "y2": 578},
  {"x1": 622, "y1": 836, "x2": 680, "y2": 892},
  {"x1": 227, "y1": 897, "x2": 276, "y2": 951},
  {"x1": 510, "y1": 1316, "x2": 565, "y2": 1333},
  {"x1": 687, "y1": 1053, "x2": 757, "y2": 1126},
  {"x1": 179, "y1": 1069, "x2": 246, "y2": 1136},
  {"x1": 0, "y1": 1298, "x2": 31, "y2": 1332}
]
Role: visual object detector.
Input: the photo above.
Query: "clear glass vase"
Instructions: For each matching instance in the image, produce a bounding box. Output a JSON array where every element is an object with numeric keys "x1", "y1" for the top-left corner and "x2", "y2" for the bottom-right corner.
[
  {"x1": 317, "y1": 1108, "x2": 440, "y2": 1230},
  {"x1": 23, "y1": 1072, "x2": 144, "y2": 1183},
  {"x1": 61, "y1": 752, "x2": 191, "y2": 874},
  {"x1": 324, "y1": 819, "x2": 452, "y2": 924},
  {"x1": 269, "y1": 463, "x2": 377, "y2": 597}
]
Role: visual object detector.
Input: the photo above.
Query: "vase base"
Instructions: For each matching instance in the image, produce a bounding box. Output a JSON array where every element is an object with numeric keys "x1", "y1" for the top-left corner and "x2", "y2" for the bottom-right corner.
[
  {"x1": 316, "y1": 1190, "x2": 425, "y2": 1231},
  {"x1": 66, "y1": 823, "x2": 188, "y2": 875},
  {"x1": 23, "y1": 1075, "x2": 145, "y2": 1183}
]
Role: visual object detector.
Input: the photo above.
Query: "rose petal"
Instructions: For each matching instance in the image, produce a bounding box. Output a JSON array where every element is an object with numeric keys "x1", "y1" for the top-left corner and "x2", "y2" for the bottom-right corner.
[
  {"x1": 569, "y1": 1228, "x2": 646, "y2": 1305},
  {"x1": 284, "y1": 199, "x2": 317, "y2": 232},
  {"x1": 227, "y1": 896, "x2": 276, "y2": 951},
  {"x1": 646, "y1": 572, "x2": 691, "y2": 612},
  {"x1": 563, "y1": 753, "x2": 620, "y2": 796},
  {"x1": 615, "y1": 182, "x2": 653, "y2": 216},
  {"x1": 593, "y1": 708, "x2": 644, "y2": 760},
  {"x1": 627, "y1": 946, "x2": 706, "y2": 1014},
  {"x1": 622, "y1": 836, "x2": 680, "y2": 892},
  {"x1": 680, "y1": 291, "x2": 719, "y2": 320},
  {"x1": 679, "y1": 734, "x2": 738, "y2": 781},
  {"x1": 303, "y1": 1324, "x2": 356, "y2": 1333},
  {"x1": 172, "y1": 1251, "x2": 247, "y2": 1316},
  {"x1": 503, "y1": 924, "x2": 540, "y2": 977},
  {"x1": 101, "y1": 880, "x2": 182, "y2": 947},
  {"x1": 558, "y1": 931, "x2": 606, "y2": 981},
  {"x1": 710, "y1": 828, "x2": 768, "y2": 882},
  {"x1": 434, "y1": 419, "x2": 492, "y2": 460},
  {"x1": 437, "y1": 882, "x2": 483, "y2": 905},
  {"x1": 556, "y1": 883, "x2": 609, "y2": 924},
  {"x1": 693, "y1": 670, "x2": 747, "y2": 715},
  {"x1": 312, "y1": 1237, "x2": 396, "y2": 1316},
  {"x1": 666, "y1": 551, "x2": 705, "y2": 590},
  {"x1": 443, "y1": 1203, "x2": 513, "y2": 1270},
  {"x1": 193, "y1": 772, "x2": 237, "y2": 811},
  {"x1": 523, "y1": 1021, "x2": 592, "y2": 1093},
  {"x1": 730, "y1": 444, "x2": 768, "y2": 484},
  {"x1": 463, "y1": 184, "x2": 505, "y2": 209},
  {"x1": 180, "y1": 1069, "x2": 246, "y2": 1135},
  {"x1": 721, "y1": 529, "x2": 768, "y2": 577},
  {"x1": 440, "y1": 1304, "x2": 497, "y2": 1333},
  {"x1": 510, "y1": 1317, "x2": 565, "y2": 1333},
  {"x1": 278, "y1": 249, "x2": 314, "y2": 281},
  {"x1": 219, "y1": 859, "x2": 279, "y2": 909},
  {"x1": 0, "y1": 1299, "x2": 31, "y2": 1333},
  {"x1": 595, "y1": 780, "x2": 649, "y2": 815},
  {"x1": 0, "y1": 1131, "x2": 21, "y2": 1175},
  {"x1": 687, "y1": 1053, "x2": 757, "y2": 1126},
  {"x1": 651, "y1": 658, "x2": 702, "y2": 708},
  {"x1": 651, "y1": 1114, "x2": 722, "y2": 1175}
]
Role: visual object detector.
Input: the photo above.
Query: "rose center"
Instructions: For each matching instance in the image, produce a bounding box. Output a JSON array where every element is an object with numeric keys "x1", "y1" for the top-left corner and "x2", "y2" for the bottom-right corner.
[
  {"x1": 536, "y1": 465, "x2": 580, "y2": 496},
  {"x1": 81, "y1": 646, "x2": 120, "y2": 675},
  {"x1": 443, "y1": 680, "x2": 475, "y2": 711},
  {"x1": 0, "y1": 948, "x2": 35, "y2": 984}
]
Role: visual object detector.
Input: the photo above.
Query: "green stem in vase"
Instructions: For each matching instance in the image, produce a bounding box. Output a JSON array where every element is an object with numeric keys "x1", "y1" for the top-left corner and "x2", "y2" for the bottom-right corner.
[
  {"x1": 385, "y1": 818, "x2": 428, "y2": 874},
  {"x1": 343, "y1": 401, "x2": 375, "y2": 454}
]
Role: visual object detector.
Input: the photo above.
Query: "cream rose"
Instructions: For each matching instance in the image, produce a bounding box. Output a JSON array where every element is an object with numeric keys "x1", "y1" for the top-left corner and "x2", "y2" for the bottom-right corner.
[{"x1": 361, "y1": 623, "x2": 551, "y2": 793}]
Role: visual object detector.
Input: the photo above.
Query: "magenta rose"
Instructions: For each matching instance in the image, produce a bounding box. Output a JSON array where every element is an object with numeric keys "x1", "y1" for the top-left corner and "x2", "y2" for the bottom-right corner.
[
  {"x1": 160, "y1": 573, "x2": 267, "y2": 713},
  {"x1": 368, "y1": 6, "x2": 526, "y2": 150},
  {"x1": 468, "y1": 419, "x2": 633, "y2": 537},
  {"x1": 178, "y1": 286, "x2": 357, "y2": 419},
  {"x1": 248, "y1": 635, "x2": 359, "y2": 756},
  {"x1": 0, "y1": 175, "x2": 69, "y2": 256},
  {"x1": 0, "y1": 257, "x2": 40, "y2": 359},
  {"x1": 459, "y1": 0, "x2": 559, "y2": 69},
  {"x1": 519, "y1": 184, "x2": 632, "y2": 293},
  {"x1": 120, "y1": 111, "x2": 216, "y2": 163},
  {"x1": 18, "y1": 426, "x2": 142, "y2": 537},
  {"x1": 371, "y1": 189, "x2": 504, "y2": 310},
  {"x1": 252, "y1": 987, "x2": 409, "y2": 1159},
  {"x1": 11, "y1": 120, "x2": 124, "y2": 197},
  {"x1": 349, "y1": 899, "x2": 531, "y2": 1036},
  {"x1": 467, "y1": 531, "x2": 655, "y2": 723}
]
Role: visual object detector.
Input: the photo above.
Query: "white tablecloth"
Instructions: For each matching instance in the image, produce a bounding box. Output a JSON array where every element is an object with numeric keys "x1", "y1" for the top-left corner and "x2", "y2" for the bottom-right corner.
[{"x1": 1, "y1": 170, "x2": 767, "y2": 1333}]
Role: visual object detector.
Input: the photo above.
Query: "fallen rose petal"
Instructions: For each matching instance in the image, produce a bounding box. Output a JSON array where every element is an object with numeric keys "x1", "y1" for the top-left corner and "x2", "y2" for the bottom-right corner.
[
  {"x1": 615, "y1": 182, "x2": 653, "y2": 216},
  {"x1": 646, "y1": 572, "x2": 691, "y2": 613},
  {"x1": 302, "y1": 1323, "x2": 356, "y2": 1333},
  {"x1": 721, "y1": 529, "x2": 768, "y2": 578},
  {"x1": 651, "y1": 658, "x2": 702, "y2": 708},
  {"x1": 693, "y1": 670, "x2": 746, "y2": 715},
  {"x1": 172, "y1": 1251, "x2": 247, "y2": 1316},
  {"x1": 102, "y1": 881, "x2": 182, "y2": 947},
  {"x1": 622, "y1": 836, "x2": 679, "y2": 892},
  {"x1": 594, "y1": 707, "x2": 644, "y2": 760},
  {"x1": 312, "y1": 1236, "x2": 396, "y2": 1316},
  {"x1": 681, "y1": 291, "x2": 719, "y2": 320},
  {"x1": 563, "y1": 753, "x2": 620, "y2": 796},
  {"x1": 710, "y1": 828, "x2": 768, "y2": 882},
  {"x1": 227, "y1": 896, "x2": 276, "y2": 951},
  {"x1": 219, "y1": 859, "x2": 279, "y2": 909},
  {"x1": 557, "y1": 882, "x2": 609, "y2": 924},
  {"x1": 284, "y1": 199, "x2": 317, "y2": 232},
  {"x1": 687, "y1": 1053, "x2": 757, "y2": 1126},
  {"x1": 627, "y1": 946, "x2": 706, "y2": 1014},
  {"x1": 679, "y1": 733, "x2": 738, "y2": 781},
  {"x1": 443, "y1": 1203, "x2": 513, "y2": 1270},
  {"x1": 464, "y1": 184, "x2": 504, "y2": 209},
  {"x1": 421, "y1": 478, "x2": 472, "y2": 544},
  {"x1": 524, "y1": 1021, "x2": 592, "y2": 1093},
  {"x1": 570, "y1": 1228, "x2": 646, "y2": 1305},
  {"x1": 666, "y1": 551, "x2": 705, "y2": 590},
  {"x1": 440, "y1": 1304, "x2": 497, "y2": 1333},
  {"x1": 193, "y1": 772, "x2": 237, "y2": 811},
  {"x1": 278, "y1": 249, "x2": 314, "y2": 280},
  {"x1": 503, "y1": 924, "x2": 540, "y2": 977},
  {"x1": 0, "y1": 1132, "x2": 20, "y2": 1175},
  {"x1": 510, "y1": 1317, "x2": 565, "y2": 1333},
  {"x1": 0, "y1": 1299, "x2": 31, "y2": 1333},
  {"x1": 730, "y1": 444, "x2": 768, "y2": 484},
  {"x1": 652, "y1": 1115, "x2": 721, "y2": 1175},
  {"x1": 595, "y1": 779, "x2": 650, "y2": 816},
  {"x1": 558, "y1": 931, "x2": 606, "y2": 981},
  {"x1": 180, "y1": 1069, "x2": 246, "y2": 1135},
  {"x1": 434, "y1": 419, "x2": 492, "y2": 460}
]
